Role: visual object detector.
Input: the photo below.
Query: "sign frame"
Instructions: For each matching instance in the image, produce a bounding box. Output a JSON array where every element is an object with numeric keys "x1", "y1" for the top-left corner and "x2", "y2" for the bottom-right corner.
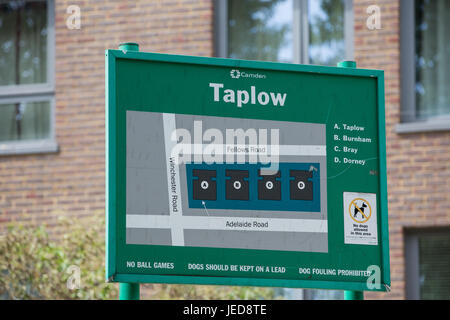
[{"x1": 106, "y1": 49, "x2": 390, "y2": 292}]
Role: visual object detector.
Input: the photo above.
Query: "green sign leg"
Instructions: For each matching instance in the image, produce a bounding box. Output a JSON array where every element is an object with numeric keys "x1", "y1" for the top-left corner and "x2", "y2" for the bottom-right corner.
[
  {"x1": 344, "y1": 290, "x2": 364, "y2": 300},
  {"x1": 119, "y1": 283, "x2": 140, "y2": 300}
]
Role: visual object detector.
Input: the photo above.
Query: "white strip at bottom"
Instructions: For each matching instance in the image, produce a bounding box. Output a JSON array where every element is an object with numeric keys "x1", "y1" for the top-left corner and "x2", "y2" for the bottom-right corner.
[{"x1": 126, "y1": 215, "x2": 328, "y2": 234}]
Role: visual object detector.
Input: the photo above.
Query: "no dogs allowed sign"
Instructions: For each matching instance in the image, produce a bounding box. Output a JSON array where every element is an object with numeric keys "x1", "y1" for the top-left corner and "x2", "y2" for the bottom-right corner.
[{"x1": 343, "y1": 192, "x2": 378, "y2": 245}]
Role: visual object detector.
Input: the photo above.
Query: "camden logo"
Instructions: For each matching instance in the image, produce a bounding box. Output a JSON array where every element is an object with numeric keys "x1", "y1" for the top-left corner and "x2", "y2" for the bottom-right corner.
[
  {"x1": 230, "y1": 69, "x2": 241, "y2": 79},
  {"x1": 230, "y1": 69, "x2": 267, "y2": 80}
]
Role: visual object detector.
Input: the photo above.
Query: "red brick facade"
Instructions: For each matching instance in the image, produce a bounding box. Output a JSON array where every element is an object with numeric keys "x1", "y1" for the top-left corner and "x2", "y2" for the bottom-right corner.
[{"x1": 0, "y1": 0, "x2": 449, "y2": 300}]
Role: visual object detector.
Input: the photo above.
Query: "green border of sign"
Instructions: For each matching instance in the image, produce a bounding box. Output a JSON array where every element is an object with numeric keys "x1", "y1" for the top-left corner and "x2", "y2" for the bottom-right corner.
[{"x1": 106, "y1": 50, "x2": 390, "y2": 292}]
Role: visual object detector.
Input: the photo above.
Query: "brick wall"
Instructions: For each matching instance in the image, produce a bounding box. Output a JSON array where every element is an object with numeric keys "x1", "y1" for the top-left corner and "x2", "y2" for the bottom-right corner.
[{"x1": 354, "y1": 0, "x2": 450, "y2": 300}]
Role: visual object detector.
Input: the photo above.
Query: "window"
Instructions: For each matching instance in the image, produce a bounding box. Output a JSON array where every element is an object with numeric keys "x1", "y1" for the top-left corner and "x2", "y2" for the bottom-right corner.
[
  {"x1": 227, "y1": 0, "x2": 294, "y2": 63},
  {"x1": 405, "y1": 230, "x2": 450, "y2": 300},
  {"x1": 0, "y1": 0, "x2": 56, "y2": 155},
  {"x1": 398, "y1": 0, "x2": 450, "y2": 133},
  {"x1": 214, "y1": 0, "x2": 353, "y2": 66}
]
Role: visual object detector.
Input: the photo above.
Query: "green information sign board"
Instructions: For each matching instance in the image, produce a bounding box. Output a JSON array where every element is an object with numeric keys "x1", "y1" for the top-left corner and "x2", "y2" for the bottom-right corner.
[{"x1": 106, "y1": 46, "x2": 390, "y2": 292}]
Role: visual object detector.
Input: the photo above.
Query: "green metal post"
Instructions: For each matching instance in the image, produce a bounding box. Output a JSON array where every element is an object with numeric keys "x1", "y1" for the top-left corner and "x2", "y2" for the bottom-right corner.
[
  {"x1": 118, "y1": 41, "x2": 141, "y2": 301},
  {"x1": 119, "y1": 42, "x2": 139, "y2": 52},
  {"x1": 344, "y1": 290, "x2": 364, "y2": 300},
  {"x1": 338, "y1": 59, "x2": 364, "y2": 301},
  {"x1": 119, "y1": 283, "x2": 140, "y2": 300},
  {"x1": 337, "y1": 60, "x2": 357, "y2": 68}
]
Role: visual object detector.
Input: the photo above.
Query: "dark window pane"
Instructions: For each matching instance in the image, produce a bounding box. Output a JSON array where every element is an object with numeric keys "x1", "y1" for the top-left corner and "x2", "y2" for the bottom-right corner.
[
  {"x1": 415, "y1": 0, "x2": 450, "y2": 119},
  {"x1": 419, "y1": 234, "x2": 450, "y2": 300},
  {"x1": 0, "y1": 101, "x2": 51, "y2": 141},
  {"x1": 308, "y1": 0, "x2": 345, "y2": 66},
  {"x1": 228, "y1": 0, "x2": 293, "y2": 63},
  {"x1": 0, "y1": 1, "x2": 48, "y2": 86}
]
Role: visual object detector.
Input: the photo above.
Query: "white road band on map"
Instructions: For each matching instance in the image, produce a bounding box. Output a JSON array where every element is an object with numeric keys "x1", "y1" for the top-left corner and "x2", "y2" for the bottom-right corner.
[
  {"x1": 172, "y1": 144, "x2": 326, "y2": 157},
  {"x1": 126, "y1": 215, "x2": 328, "y2": 233},
  {"x1": 163, "y1": 113, "x2": 184, "y2": 246}
]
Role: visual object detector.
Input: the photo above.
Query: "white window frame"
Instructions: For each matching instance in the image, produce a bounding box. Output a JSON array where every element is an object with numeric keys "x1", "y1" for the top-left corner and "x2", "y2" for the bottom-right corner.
[
  {"x1": 214, "y1": 0, "x2": 354, "y2": 64},
  {"x1": 397, "y1": 0, "x2": 450, "y2": 133},
  {"x1": 0, "y1": 0, "x2": 57, "y2": 155}
]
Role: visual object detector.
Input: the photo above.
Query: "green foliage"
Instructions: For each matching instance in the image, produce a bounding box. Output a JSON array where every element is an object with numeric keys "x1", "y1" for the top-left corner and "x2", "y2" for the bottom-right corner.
[
  {"x1": 147, "y1": 283, "x2": 278, "y2": 300},
  {"x1": 0, "y1": 216, "x2": 279, "y2": 300},
  {"x1": 0, "y1": 216, "x2": 117, "y2": 300}
]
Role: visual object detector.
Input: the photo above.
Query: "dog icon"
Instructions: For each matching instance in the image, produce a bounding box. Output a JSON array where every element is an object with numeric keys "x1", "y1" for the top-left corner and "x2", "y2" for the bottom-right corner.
[{"x1": 353, "y1": 202, "x2": 368, "y2": 219}]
